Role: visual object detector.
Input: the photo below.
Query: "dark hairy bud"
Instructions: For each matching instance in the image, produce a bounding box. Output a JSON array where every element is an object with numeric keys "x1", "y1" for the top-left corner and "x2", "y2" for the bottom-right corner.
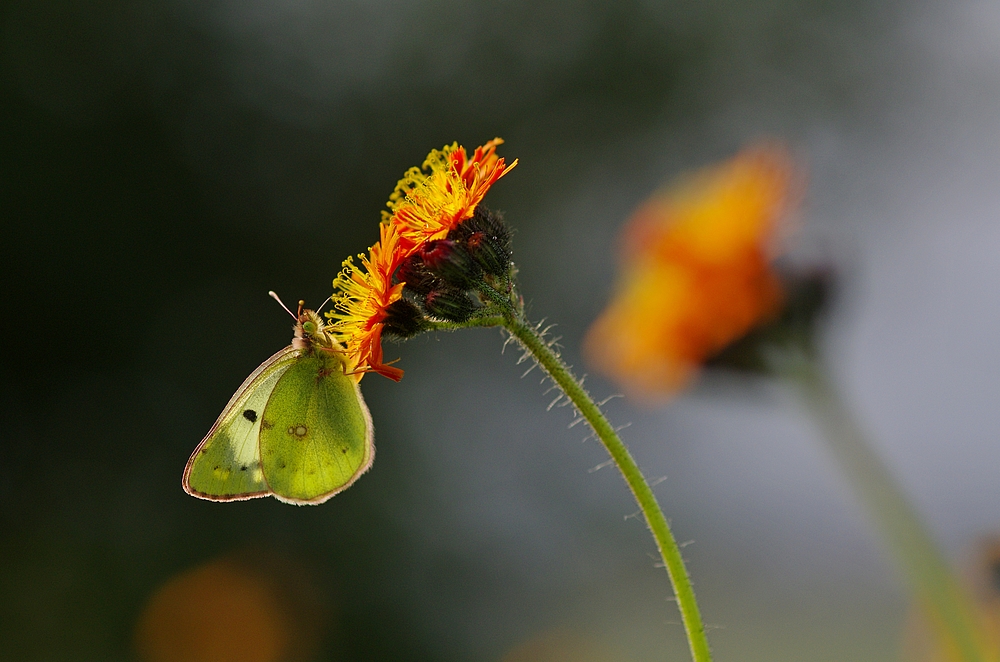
[
  {"x1": 424, "y1": 287, "x2": 475, "y2": 323},
  {"x1": 382, "y1": 299, "x2": 426, "y2": 339},
  {"x1": 421, "y1": 239, "x2": 481, "y2": 289},
  {"x1": 450, "y1": 206, "x2": 513, "y2": 277},
  {"x1": 397, "y1": 254, "x2": 439, "y2": 296}
]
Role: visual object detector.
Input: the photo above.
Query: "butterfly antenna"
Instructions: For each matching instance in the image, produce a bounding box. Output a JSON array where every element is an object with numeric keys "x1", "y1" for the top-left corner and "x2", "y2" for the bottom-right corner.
[
  {"x1": 268, "y1": 291, "x2": 297, "y2": 320},
  {"x1": 315, "y1": 295, "x2": 333, "y2": 314}
]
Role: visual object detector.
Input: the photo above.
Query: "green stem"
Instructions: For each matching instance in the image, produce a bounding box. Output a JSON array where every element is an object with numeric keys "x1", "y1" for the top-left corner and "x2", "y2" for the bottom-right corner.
[
  {"x1": 426, "y1": 282, "x2": 711, "y2": 659},
  {"x1": 793, "y1": 361, "x2": 990, "y2": 662},
  {"x1": 501, "y1": 314, "x2": 713, "y2": 662},
  {"x1": 427, "y1": 314, "x2": 506, "y2": 333}
]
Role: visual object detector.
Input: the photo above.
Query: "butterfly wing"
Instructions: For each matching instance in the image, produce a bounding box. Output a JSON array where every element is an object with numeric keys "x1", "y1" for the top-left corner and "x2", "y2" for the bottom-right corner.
[
  {"x1": 183, "y1": 346, "x2": 302, "y2": 501},
  {"x1": 259, "y1": 350, "x2": 374, "y2": 505}
]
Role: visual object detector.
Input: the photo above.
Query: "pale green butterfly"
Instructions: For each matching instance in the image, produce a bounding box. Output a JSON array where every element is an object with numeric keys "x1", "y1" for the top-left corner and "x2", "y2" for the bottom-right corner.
[{"x1": 183, "y1": 293, "x2": 374, "y2": 505}]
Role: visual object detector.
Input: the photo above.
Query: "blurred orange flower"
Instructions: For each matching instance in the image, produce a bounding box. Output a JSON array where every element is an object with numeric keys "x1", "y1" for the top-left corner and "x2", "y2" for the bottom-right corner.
[
  {"x1": 134, "y1": 553, "x2": 324, "y2": 662},
  {"x1": 584, "y1": 144, "x2": 800, "y2": 397}
]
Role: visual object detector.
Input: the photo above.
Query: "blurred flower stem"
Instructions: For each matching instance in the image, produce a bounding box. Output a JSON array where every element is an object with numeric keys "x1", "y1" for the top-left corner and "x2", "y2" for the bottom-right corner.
[
  {"x1": 789, "y1": 357, "x2": 991, "y2": 662},
  {"x1": 432, "y1": 302, "x2": 714, "y2": 662}
]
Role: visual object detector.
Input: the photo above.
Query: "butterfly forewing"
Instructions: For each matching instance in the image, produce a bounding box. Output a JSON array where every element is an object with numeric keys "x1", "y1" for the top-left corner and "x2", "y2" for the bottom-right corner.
[
  {"x1": 183, "y1": 347, "x2": 301, "y2": 501},
  {"x1": 259, "y1": 351, "x2": 374, "y2": 504}
]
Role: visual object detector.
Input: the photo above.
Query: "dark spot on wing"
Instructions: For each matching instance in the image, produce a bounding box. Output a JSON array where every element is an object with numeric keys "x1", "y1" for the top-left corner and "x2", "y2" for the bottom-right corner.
[
  {"x1": 243, "y1": 409, "x2": 258, "y2": 423},
  {"x1": 240, "y1": 465, "x2": 248, "y2": 471},
  {"x1": 341, "y1": 448, "x2": 347, "y2": 454}
]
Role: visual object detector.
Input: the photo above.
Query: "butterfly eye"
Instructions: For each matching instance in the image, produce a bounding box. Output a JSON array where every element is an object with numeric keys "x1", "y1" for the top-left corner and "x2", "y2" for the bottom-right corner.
[{"x1": 302, "y1": 321, "x2": 317, "y2": 336}]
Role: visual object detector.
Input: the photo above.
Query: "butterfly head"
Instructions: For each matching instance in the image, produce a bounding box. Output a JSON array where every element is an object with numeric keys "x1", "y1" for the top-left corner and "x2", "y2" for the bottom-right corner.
[{"x1": 293, "y1": 309, "x2": 332, "y2": 351}]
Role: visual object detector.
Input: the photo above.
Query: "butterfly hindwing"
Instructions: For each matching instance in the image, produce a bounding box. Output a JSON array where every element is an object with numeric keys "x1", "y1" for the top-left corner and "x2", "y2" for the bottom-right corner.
[
  {"x1": 183, "y1": 347, "x2": 301, "y2": 501},
  {"x1": 259, "y1": 350, "x2": 374, "y2": 504}
]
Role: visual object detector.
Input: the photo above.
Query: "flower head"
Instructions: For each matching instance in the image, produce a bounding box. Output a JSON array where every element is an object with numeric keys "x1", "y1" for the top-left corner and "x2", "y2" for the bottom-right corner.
[
  {"x1": 584, "y1": 145, "x2": 799, "y2": 398},
  {"x1": 328, "y1": 222, "x2": 407, "y2": 381},
  {"x1": 328, "y1": 139, "x2": 516, "y2": 381},
  {"x1": 383, "y1": 138, "x2": 517, "y2": 255}
]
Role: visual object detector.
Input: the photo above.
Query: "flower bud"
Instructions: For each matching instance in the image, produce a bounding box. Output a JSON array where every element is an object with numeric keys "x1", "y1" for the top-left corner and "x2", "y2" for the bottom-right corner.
[
  {"x1": 424, "y1": 287, "x2": 475, "y2": 322},
  {"x1": 450, "y1": 206, "x2": 512, "y2": 277},
  {"x1": 397, "y1": 254, "x2": 438, "y2": 296},
  {"x1": 382, "y1": 299, "x2": 426, "y2": 339},
  {"x1": 421, "y1": 239, "x2": 481, "y2": 289},
  {"x1": 466, "y1": 230, "x2": 510, "y2": 277}
]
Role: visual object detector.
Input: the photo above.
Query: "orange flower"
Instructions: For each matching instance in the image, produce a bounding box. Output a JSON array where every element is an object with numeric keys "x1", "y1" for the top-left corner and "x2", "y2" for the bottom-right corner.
[
  {"x1": 584, "y1": 145, "x2": 799, "y2": 397},
  {"x1": 328, "y1": 222, "x2": 406, "y2": 381},
  {"x1": 328, "y1": 139, "x2": 517, "y2": 381},
  {"x1": 383, "y1": 138, "x2": 517, "y2": 256}
]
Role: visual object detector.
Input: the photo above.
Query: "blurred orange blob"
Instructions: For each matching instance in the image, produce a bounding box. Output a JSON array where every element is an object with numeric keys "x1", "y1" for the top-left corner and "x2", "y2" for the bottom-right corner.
[
  {"x1": 584, "y1": 144, "x2": 800, "y2": 398},
  {"x1": 134, "y1": 556, "x2": 320, "y2": 662},
  {"x1": 501, "y1": 627, "x2": 624, "y2": 662}
]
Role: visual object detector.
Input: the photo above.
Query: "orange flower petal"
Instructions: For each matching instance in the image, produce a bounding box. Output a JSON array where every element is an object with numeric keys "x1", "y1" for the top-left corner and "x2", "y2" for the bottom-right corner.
[
  {"x1": 383, "y1": 138, "x2": 517, "y2": 257},
  {"x1": 328, "y1": 222, "x2": 407, "y2": 381}
]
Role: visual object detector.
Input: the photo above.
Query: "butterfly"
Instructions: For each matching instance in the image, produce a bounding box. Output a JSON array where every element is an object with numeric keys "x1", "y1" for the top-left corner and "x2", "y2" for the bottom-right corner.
[{"x1": 183, "y1": 294, "x2": 374, "y2": 505}]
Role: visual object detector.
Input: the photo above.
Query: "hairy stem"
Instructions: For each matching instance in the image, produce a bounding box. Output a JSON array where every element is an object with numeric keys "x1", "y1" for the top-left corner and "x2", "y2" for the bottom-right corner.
[
  {"x1": 500, "y1": 314, "x2": 713, "y2": 662},
  {"x1": 794, "y1": 361, "x2": 990, "y2": 662}
]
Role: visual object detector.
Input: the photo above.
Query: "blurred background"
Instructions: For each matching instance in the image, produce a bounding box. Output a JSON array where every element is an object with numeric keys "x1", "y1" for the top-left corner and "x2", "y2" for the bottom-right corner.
[{"x1": 3, "y1": 0, "x2": 1000, "y2": 659}]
